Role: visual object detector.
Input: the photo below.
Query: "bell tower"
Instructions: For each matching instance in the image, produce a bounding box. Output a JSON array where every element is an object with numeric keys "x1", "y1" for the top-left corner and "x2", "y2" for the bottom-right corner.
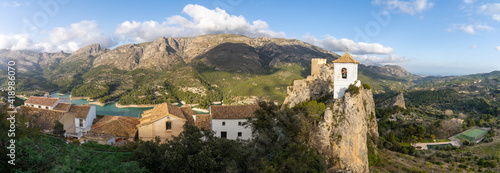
[{"x1": 332, "y1": 49, "x2": 359, "y2": 99}]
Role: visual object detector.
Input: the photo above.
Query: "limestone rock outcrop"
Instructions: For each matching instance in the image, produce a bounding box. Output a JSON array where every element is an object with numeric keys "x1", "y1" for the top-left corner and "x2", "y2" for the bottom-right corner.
[
  {"x1": 376, "y1": 92, "x2": 406, "y2": 109},
  {"x1": 312, "y1": 88, "x2": 378, "y2": 173},
  {"x1": 282, "y1": 64, "x2": 335, "y2": 108}
]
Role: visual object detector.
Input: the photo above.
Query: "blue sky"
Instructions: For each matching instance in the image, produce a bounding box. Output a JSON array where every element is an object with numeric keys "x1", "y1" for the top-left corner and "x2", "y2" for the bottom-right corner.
[{"x1": 0, "y1": 0, "x2": 499, "y2": 76}]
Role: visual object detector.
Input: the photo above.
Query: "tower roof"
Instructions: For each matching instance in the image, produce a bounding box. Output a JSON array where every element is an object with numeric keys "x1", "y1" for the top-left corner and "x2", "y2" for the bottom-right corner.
[{"x1": 332, "y1": 49, "x2": 359, "y2": 64}]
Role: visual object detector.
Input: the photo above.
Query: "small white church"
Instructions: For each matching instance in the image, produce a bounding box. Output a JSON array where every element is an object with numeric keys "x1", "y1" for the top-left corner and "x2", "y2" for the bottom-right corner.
[{"x1": 283, "y1": 49, "x2": 361, "y2": 108}]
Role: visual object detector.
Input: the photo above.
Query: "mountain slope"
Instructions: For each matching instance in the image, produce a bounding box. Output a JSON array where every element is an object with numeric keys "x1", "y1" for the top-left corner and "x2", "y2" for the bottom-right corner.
[{"x1": 1, "y1": 34, "x2": 420, "y2": 106}]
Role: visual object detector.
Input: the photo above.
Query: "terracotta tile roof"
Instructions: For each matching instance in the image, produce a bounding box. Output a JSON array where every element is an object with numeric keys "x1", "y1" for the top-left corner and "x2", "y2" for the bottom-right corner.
[
  {"x1": 53, "y1": 103, "x2": 72, "y2": 111},
  {"x1": 24, "y1": 96, "x2": 60, "y2": 107},
  {"x1": 68, "y1": 105, "x2": 91, "y2": 118},
  {"x1": 332, "y1": 49, "x2": 359, "y2": 64},
  {"x1": 180, "y1": 107, "x2": 196, "y2": 125},
  {"x1": 210, "y1": 105, "x2": 259, "y2": 119},
  {"x1": 195, "y1": 114, "x2": 211, "y2": 130},
  {"x1": 83, "y1": 131, "x2": 116, "y2": 141},
  {"x1": 19, "y1": 106, "x2": 65, "y2": 130},
  {"x1": 138, "y1": 103, "x2": 193, "y2": 126},
  {"x1": 90, "y1": 115, "x2": 139, "y2": 137}
]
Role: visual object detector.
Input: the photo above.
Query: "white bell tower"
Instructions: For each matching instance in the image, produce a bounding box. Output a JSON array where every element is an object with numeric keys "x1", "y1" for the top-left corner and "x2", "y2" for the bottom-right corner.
[{"x1": 332, "y1": 49, "x2": 359, "y2": 99}]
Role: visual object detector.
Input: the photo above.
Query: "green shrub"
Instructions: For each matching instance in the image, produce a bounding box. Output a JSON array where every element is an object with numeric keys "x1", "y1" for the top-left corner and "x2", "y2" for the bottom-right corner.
[
  {"x1": 362, "y1": 83, "x2": 371, "y2": 90},
  {"x1": 347, "y1": 84, "x2": 360, "y2": 95}
]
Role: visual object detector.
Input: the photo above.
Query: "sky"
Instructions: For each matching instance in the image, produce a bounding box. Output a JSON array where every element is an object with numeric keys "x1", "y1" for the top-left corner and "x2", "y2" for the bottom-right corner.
[{"x1": 0, "y1": 0, "x2": 499, "y2": 76}]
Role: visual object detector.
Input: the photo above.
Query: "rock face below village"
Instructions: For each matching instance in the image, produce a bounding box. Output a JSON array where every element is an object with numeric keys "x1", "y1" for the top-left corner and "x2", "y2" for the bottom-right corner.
[{"x1": 312, "y1": 88, "x2": 378, "y2": 173}]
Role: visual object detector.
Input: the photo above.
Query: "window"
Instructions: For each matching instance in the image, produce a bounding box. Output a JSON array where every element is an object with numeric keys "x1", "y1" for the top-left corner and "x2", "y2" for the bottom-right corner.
[
  {"x1": 79, "y1": 119, "x2": 83, "y2": 127},
  {"x1": 45, "y1": 106, "x2": 48, "y2": 109},
  {"x1": 238, "y1": 122, "x2": 242, "y2": 126},
  {"x1": 238, "y1": 132, "x2": 242, "y2": 137},
  {"x1": 222, "y1": 121, "x2": 225, "y2": 126},
  {"x1": 341, "y1": 68, "x2": 347, "y2": 79},
  {"x1": 38, "y1": 106, "x2": 41, "y2": 108},
  {"x1": 166, "y1": 121, "x2": 172, "y2": 130},
  {"x1": 221, "y1": 131, "x2": 227, "y2": 138}
]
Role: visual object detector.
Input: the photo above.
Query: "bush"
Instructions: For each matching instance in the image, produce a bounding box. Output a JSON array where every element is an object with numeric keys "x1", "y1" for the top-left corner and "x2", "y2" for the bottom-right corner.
[
  {"x1": 347, "y1": 84, "x2": 360, "y2": 95},
  {"x1": 362, "y1": 83, "x2": 371, "y2": 90}
]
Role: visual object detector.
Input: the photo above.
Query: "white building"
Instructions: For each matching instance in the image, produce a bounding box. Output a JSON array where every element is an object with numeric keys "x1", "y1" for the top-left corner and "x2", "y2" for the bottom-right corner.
[
  {"x1": 70, "y1": 105, "x2": 97, "y2": 137},
  {"x1": 210, "y1": 105, "x2": 259, "y2": 140},
  {"x1": 24, "y1": 96, "x2": 70, "y2": 110},
  {"x1": 332, "y1": 49, "x2": 360, "y2": 99}
]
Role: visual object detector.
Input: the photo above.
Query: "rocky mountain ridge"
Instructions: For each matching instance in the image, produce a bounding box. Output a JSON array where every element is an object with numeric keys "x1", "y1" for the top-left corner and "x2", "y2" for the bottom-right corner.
[{"x1": 0, "y1": 34, "x2": 418, "y2": 105}]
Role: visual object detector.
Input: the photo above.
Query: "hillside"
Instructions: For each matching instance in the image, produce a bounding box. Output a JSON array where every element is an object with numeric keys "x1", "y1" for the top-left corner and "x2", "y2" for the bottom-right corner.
[{"x1": 1, "y1": 34, "x2": 417, "y2": 107}]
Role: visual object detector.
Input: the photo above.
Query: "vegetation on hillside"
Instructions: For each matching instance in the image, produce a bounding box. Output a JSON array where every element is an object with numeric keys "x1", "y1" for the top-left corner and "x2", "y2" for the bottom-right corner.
[{"x1": 3, "y1": 101, "x2": 329, "y2": 172}]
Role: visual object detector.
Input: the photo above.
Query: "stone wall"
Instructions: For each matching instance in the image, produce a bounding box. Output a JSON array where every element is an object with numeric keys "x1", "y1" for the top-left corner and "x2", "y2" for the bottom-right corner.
[{"x1": 282, "y1": 64, "x2": 335, "y2": 108}]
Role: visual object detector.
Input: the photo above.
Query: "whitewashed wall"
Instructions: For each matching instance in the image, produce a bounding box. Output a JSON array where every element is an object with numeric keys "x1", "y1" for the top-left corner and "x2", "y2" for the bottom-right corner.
[
  {"x1": 333, "y1": 63, "x2": 358, "y2": 99},
  {"x1": 212, "y1": 119, "x2": 253, "y2": 140}
]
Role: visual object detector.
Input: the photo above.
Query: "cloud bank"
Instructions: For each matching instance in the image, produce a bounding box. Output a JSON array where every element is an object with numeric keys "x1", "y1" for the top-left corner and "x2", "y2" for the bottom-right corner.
[
  {"x1": 0, "y1": 20, "x2": 115, "y2": 52},
  {"x1": 0, "y1": 4, "x2": 404, "y2": 66},
  {"x1": 115, "y1": 4, "x2": 285, "y2": 43}
]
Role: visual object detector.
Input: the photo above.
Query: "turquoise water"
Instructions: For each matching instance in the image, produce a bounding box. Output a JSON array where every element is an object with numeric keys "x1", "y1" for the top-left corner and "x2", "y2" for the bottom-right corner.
[
  {"x1": 49, "y1": 92, "x2": 210, "y2": 117},
  {"x1": 50, "y1": 92, "x2": 152, "y2": 117}
]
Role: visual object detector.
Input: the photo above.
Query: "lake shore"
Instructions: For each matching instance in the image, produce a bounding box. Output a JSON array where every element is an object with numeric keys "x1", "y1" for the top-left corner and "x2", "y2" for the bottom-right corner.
[{"x1": 115, "y1": 103, "x2": 158, "y2": 108}]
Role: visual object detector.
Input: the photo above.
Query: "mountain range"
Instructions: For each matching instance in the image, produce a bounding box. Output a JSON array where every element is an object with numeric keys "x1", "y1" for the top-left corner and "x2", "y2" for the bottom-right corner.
[{"x1": 0, "y1": 34, "x2": 477, "y2": 105}]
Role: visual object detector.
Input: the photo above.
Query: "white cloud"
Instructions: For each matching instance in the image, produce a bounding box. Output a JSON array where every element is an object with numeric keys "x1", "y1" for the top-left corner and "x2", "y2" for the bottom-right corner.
[
  {"x1": 479, "y1": 3, "x2": 500, "y2": 21},
  {"x1": 302, "y1": 35, "x2": 394, "y2": 55},
  {"x1": 372, "y1": 0, "x2": 434, "y2": 15},
  {"x1": 0, "y1": 20, "x2": 116, "y2": 52},
  {"x1": 352, "y1": 54, "x2": 408, "y2": 66},
  {"x1": 469, "y1": 45, "x2": 477, "y2": 49},
  {"x1": 496, "y1": 46, "x2": 500, "y2": 51},
  {"x1": 49, "y1": 20, "x2": 116, "y2": 52},
  {"x1": 447, "y1": 23, "x2": 494, "y2": 34},
  {"x1": 115, "y1": 4, "x2": 285, "y2": 43},
  {"x1": 1, "y1": 1, "x2": 29, "y2": 7}
]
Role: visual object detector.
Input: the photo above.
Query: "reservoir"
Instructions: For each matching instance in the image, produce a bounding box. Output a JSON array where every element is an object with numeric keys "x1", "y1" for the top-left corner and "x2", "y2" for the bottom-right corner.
[
  {"x1": 50, "y1": 92, "x2": 152, "y2": 117},
  {"x1": 49, "y1": 92, "x2": 210, "y2": 117}
]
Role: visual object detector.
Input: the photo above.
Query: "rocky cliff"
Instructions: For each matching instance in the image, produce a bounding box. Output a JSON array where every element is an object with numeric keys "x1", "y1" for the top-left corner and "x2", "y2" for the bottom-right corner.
[
  {"x1": 313, "y1": 88, "x2": 378, "y2": 173},
  {"x1": 282, "y1": 63, "x2": 335, "y2": 108},
  {"x1": 282, "y1": 62, "x2": 378, "y2": 172},
  {"x1": 376, "y1": 92, "x2": 406, "y2": 109}
]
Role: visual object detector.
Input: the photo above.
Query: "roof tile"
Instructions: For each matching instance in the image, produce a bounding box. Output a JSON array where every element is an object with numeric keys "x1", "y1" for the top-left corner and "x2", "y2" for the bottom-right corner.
[{"x1": 210, "y1": 105, "x2": 259, "y2": 119}]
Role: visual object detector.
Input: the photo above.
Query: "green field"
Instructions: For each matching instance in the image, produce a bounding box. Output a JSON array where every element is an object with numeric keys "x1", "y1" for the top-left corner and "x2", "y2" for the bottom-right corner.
[{"x1": 454, "y1": 129, "x2": 488, "y2": 141}]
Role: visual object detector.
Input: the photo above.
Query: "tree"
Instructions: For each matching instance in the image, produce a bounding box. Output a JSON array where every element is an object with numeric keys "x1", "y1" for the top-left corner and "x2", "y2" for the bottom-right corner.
[
  {"x1": 132, "y1": 125, "x2": 254, "y2": 172},
  {"x1": 248, "y1": 102, "x2": 328, "y2": 172},
  {"x1": 416, "y1": 125, "x2": 426, "y2": 138},
  {"x1": 430, "y1": 134, "x2": 436, "y2": 142},
  {"x1": 411, "y1": 135, "x2": 418, "y2": 144},
  {"x1": 53, "y1": 120, "x2": 66, "y2": 137}
]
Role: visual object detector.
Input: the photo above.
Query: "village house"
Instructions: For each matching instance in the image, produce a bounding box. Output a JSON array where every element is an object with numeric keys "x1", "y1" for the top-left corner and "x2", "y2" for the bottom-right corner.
[
  {"x1": 210, "y1": 105, "x2": 259, "y2": 140},
  {"x1": 82, "y1": 115, "x2": 139, "y2": 145},
  {"x1": 19, "y1": 106, "x2": 75, "y2": 134},
  {"x1": 137, "y1": 103, "x2": 197, "y2": 142},
  {"x1": 68, "y1": 104, "x2": 96, "y2": 138},
  {"x1": 20, "y1": 96, "x2": 96, "y2": 139},
  {"x1": 24, "y1": 96, "x2": 70, "y2": 110}
]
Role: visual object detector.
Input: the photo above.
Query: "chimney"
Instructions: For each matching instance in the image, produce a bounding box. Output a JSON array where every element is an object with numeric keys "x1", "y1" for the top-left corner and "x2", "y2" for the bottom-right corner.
[{"x1": 274, "y1": 100, "x2": 279, "y2": 106}]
